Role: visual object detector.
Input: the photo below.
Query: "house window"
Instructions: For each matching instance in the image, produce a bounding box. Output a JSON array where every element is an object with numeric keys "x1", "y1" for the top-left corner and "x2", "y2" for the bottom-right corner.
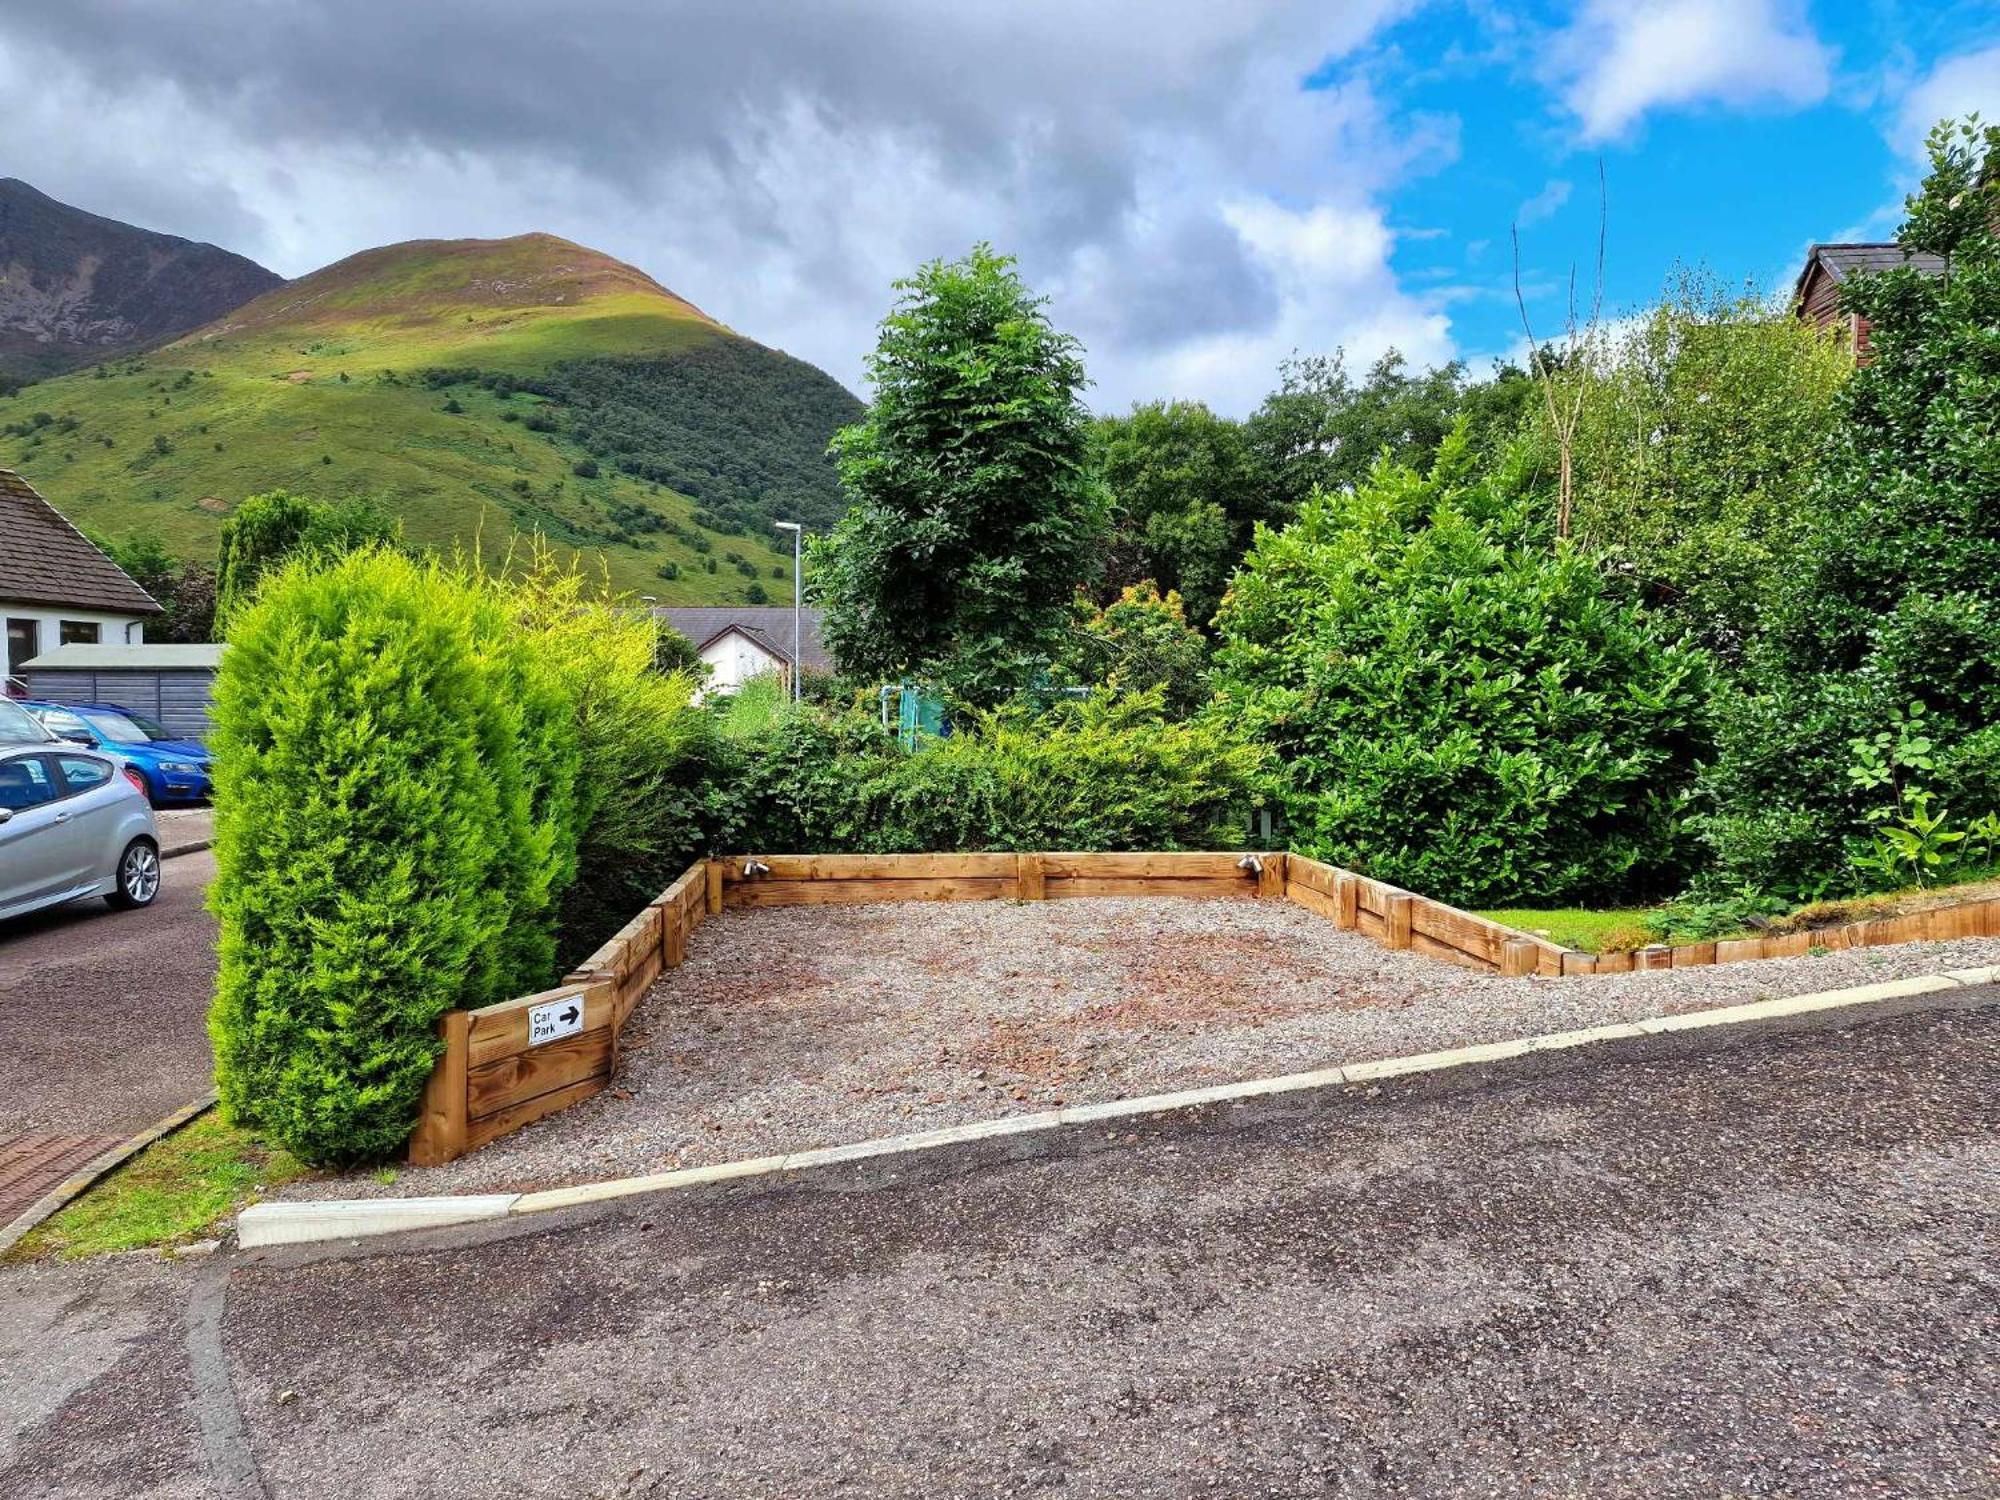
[
  {"x1": 60, "y1": 620, "x2": 100, "y2": 645},
  {"x1": 5, "y1": 618, "x2": 38, "y2": 681}
]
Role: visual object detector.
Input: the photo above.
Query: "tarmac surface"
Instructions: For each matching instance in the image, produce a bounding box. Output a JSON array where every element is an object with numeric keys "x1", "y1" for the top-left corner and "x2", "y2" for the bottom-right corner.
[
  {"x1": 0, "y1": 848, "x2": 218, "y2": 1137},
  {"x1": 1, "y1": 999, "x2": 1994, "y2": 1499}
]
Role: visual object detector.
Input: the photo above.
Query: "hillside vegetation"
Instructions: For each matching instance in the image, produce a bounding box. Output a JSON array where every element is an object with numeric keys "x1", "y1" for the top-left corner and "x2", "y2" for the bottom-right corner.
[{"x1": 0, "y1": 233, "x2": 859, "y2": 600}]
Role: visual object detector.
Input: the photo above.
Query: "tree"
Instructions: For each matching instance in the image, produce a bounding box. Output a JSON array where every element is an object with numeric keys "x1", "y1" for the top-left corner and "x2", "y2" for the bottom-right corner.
[
  {"x1": 1553, "y1": 269, "x2": 1850, "y2": 663},
  {"x1": 1700, "y1": 117, "x2": 2000, "y2": 897},
  {"x1": 214, "y1": 489, "x2": 400, "y2": 623},
  {"x1": 1062, "y1": 582, "x2": 1212, "y2": 718},
  {"x1": 1513, "y1": 160, "x2": 1608, "y2": 537},
  {"x1": 85, "y1": 530, "x2": 217, "y2": 642},
  {"x1": 812, "y1": 245, "x2": 1110, "y2": 701},
  {"x1": 1244, "y1": 349, "x2": 1530, "y2": 521},
  {"x1": 1089, "y1": 401, "x2": 1268, "y2": 628},
  {"x1": 1215, "y1": 428, "x2": 1712, "y2": 906}
]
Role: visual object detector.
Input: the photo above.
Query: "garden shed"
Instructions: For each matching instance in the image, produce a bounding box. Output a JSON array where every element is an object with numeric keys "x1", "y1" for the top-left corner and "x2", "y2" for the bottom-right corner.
[{"x1": 18, "y1": 642, "x2": 224, "y2": 737}]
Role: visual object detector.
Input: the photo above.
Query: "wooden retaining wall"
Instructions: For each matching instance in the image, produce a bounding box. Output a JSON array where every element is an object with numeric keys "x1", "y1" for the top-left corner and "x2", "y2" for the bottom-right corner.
[
  {"x1": 406, "y1": 851, "x2": 2000, "y2": 1165},
  {"x1": 1282, "y1": 855, "x2": 1561, "y2": 977},
  {"x1": 1552, "y1": 896, "x2": 2000, "y2": 975},
  {"x1": 407, "y1": 861, "x2": 710, "y2": 1166},
  {"x1": 716, "y1": 850, "x2": 1287, "y2": 907}
]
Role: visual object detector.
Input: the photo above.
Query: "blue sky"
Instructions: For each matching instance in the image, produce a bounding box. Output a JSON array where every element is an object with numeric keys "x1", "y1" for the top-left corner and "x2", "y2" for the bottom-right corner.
[
  {"x1": 3, "y1": 1, "x2": 1996, "y2": 411},
  {"x1": 1353, "y1": 0, "x2": 2000, "y2": 371}
]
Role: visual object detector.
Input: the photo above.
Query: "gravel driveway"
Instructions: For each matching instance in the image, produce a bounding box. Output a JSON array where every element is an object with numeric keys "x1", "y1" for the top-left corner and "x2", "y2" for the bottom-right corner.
[{"x1": 287, "y1": 895, "x2": 2000, "y2": 1199}]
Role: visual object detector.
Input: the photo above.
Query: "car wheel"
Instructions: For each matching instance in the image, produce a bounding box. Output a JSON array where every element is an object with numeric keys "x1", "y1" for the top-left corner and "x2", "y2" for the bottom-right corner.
[{"x1": 107, "y1": 838, "x2": 162, "y2": 909}]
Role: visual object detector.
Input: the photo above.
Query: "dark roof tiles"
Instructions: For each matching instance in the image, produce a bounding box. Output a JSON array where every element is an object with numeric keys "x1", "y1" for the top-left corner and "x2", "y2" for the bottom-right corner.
[
  {"x1": 0, "y1": 469, "x2": 162, "y2": 615},
  {"x1": 655, "y1": 605, "x2": 829, "y2": 671}
]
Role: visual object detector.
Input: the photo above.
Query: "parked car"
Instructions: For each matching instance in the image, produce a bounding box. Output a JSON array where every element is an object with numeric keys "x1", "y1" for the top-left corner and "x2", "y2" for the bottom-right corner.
[
  {"x1": 21, "y1": 701, "x2": 213, "y2": 806},
  {"x1": 0, "y1": 696, "x2": 55, "y2": 745},
  {"x1": 0, "y1": 742, "x2": 161, "y2": 920}
]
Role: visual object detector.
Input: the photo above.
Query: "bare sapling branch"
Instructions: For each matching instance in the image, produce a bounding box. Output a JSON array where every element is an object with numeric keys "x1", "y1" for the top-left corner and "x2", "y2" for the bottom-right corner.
[{"x1": 1513, "y1": 158, "x2": 1608, "y2": 539}]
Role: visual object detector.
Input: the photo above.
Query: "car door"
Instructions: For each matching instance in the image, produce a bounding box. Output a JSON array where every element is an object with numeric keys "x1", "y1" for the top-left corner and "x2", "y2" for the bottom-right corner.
[
  {"x1": 52, "y1": 752, "x2": 127, "y2": 890},
  {"x1": 0, "y1": 752, "x2": 71, "y2": 913}
]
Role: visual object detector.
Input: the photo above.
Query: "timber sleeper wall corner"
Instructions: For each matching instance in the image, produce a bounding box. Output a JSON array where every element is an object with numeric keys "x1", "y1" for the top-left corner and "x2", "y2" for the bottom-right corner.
[
  {"x1": 407, "y1": 860, "x2": 710, "y2": 1166},
  {"x1": 1280, "y1": 855, "x2": 1563, "y2": 976}
]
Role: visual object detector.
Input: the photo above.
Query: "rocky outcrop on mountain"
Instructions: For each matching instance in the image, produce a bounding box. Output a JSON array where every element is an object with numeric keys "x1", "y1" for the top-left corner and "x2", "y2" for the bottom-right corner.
[{"x1": 0, "y1": 178, "x2": 281, "y2": 381}]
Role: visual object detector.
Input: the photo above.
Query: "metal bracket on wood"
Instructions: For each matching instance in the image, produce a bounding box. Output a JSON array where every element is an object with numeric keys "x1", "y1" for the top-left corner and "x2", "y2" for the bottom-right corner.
[
  {"x1": 1236, "y1": 854, "x2": 1264, "y2": 875},
  {"x1": 742, "y1": 859, "x2": 771, "y2": 879}
]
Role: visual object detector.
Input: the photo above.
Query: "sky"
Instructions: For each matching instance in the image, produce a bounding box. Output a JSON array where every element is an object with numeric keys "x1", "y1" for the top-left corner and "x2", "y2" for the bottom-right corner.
[{"x1": 1, "y1": 1, "x2": 1994, "y2": 414}]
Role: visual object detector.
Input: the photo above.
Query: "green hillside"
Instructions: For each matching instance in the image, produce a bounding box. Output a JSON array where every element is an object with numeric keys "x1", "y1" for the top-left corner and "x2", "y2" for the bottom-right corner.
[{"x1": 0, "y1": 233, "x2": 861, "y2": 602}]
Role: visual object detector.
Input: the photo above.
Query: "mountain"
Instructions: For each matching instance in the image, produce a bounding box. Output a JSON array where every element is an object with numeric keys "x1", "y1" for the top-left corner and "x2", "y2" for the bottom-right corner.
[
  {"x1": 0, "y1": 179, "x2": 282, "y2": 384},
  {"x1": 0, "y1": 232, "x2": 863, "y2": 602}
]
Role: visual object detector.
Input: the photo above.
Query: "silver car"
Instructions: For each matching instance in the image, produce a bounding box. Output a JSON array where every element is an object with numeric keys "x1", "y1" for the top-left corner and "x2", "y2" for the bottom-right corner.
[{"x1": 0, "y1": 704, "x2": 162, "y2": 920}]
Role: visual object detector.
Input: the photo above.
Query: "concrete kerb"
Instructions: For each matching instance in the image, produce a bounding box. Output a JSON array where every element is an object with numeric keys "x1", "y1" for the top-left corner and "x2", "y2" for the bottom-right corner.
[{"x1": 234, "y1": 969, "x2": 2000, "y2": 1251}]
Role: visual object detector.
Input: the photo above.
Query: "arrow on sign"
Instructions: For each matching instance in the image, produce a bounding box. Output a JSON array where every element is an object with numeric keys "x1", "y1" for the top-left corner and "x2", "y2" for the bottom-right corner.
[{"x1": 559, "y1": 1005, "x2": 579, "y2": 1025}]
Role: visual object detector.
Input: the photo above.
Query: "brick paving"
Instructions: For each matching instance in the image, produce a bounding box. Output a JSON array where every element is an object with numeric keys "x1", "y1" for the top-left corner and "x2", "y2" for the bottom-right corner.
[{"x1": 0, "y1": 1133, "x2": 122, "y2": 1230}]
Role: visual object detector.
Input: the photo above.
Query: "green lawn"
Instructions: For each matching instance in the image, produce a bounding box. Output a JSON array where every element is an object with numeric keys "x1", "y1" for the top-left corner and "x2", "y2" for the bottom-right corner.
[
  {"x1": 5, "y1": 1112, "x2": 312, "y2": 1262},
  {"x1": 1477, "y1": 906, "x2": 1657, "y2": 954}
]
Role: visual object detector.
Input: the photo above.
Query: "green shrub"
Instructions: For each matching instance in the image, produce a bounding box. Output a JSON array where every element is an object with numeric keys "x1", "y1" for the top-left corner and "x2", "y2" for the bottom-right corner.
[
  {"x1": 509, "y1": 556, "x2": 712, "y2": 965},
  {"x1": 214, "y1": 488, "x2": 399, "y2": 624},
  {"x1": 721, "y1": 690, "x2": 1267, "y2": 854},
  {"x1": 1700, "y1": 119, "x2": 2000, "y2": 897},
  {"x1": 1059, "y1": 582, "x2": 1212, "y2": 719},
  {"x1": 207, "y1": 549, "x2": 578, "y2": 1164},
  {"x1": 1215, "y1": 431, "x2": 1712, "y2": 907}
]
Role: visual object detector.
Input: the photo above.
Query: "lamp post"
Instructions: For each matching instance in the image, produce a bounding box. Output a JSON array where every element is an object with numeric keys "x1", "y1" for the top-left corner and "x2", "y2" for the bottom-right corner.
[{"x1": 773, "y1": 521, "x2": 802, "y2": 702}]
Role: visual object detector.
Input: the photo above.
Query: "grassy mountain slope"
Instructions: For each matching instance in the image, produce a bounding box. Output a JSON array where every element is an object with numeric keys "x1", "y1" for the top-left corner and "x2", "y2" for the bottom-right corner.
[
  {"x1": 0, "y1": 233, "x2": 860, "y2": 601},
  {"x1": 0, "y1": 178, "x2": 283, "y2": 382}
]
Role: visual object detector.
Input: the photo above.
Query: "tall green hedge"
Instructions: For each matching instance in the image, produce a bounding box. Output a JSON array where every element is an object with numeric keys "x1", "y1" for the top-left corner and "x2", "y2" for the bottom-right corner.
[
  {"x1": 1214, "y1": 433, "x2": 1712, "y2": 907},
  {"x1": 206, "y1": 549, "x2": 582, "y2": 1164}
]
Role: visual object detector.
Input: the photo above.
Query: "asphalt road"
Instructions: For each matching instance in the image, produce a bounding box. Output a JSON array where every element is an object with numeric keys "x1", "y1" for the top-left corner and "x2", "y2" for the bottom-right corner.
[
  {"x1": 2, "y1": 1001, "x2": 1994, "y2": 1499},
  {"x1": 0, "y1": 849, "x2": 218, "y2": 1135}
]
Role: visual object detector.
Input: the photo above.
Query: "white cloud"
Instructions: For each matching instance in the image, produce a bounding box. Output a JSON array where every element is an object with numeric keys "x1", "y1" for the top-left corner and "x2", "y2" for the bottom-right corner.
[
  {"x1": 1516, "y1": 178, "x2": 1572, "y2": 226},
  {"x1": 0, "y1": 1, "x2": 1463, "y2": 416},
  {"x1": 1553, "y1": 0, "x2": 1833, "y2": 141},
  {"x1": 1896, "y1": 44, "x2": 2000, "y2": 156}
]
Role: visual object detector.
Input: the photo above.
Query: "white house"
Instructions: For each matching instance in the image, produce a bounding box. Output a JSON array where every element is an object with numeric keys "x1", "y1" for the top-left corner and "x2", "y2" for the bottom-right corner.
[
  {"x1": 1, "y1": 469, "x2": 162, "y2": 691},
  {"x1": 656, "y1": 606, "x2": 829, "y2": 697}
]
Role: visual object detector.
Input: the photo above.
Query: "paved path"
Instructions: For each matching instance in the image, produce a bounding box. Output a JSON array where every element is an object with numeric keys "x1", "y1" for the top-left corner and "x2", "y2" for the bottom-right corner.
[
  {"x1": 0, "y1": 849, "x2": 218, "y2": 1234},
  {"x1": 2, "y1": 1002, "x2": 1995, "y2": 1498}
]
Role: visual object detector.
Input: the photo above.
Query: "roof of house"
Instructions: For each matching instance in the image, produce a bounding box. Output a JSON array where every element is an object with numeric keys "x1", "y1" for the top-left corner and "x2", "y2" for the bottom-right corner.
[
  {"x1": 1793, "y1": 242, "x2": 1948, "y2": 299},
  {"x1": 655, "y1": 606, "x2": 831, "y2": 672},
  {"x1": 0, "y1": 469, "x2": 163, "y2": 616},
  {"x1": 21, "y1": 643, "x2": 224, "y2": 672}
]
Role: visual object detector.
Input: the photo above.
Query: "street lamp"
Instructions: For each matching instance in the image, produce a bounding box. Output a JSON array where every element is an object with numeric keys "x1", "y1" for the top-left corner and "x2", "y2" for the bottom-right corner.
[{"x1": 773, "y1": 521, "x2": 802, "y2": 702}]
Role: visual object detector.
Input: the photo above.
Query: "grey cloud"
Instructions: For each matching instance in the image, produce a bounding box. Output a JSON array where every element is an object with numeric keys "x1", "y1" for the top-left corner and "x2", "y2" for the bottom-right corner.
[{"x1": 0, "y1": 1, "x2": 1442, "y2": 410}]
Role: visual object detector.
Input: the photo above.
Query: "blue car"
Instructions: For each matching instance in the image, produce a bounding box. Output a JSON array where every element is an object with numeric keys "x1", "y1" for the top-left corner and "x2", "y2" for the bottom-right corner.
[{"x1": 22, "y1": 701, "x2": 213, "y2": 806}]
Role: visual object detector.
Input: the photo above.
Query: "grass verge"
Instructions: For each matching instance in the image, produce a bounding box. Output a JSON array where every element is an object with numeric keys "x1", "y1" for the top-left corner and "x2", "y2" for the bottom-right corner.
[
  {"x1": 5, "y1": 1113, "x2": 312, "y2": 1262},
  {"x1": 1477, "y1": 907, "x2": 1655, "y2": 954},
  {"x1": 1485, "y1": 871, "x2": 2000, "y2": 954}
]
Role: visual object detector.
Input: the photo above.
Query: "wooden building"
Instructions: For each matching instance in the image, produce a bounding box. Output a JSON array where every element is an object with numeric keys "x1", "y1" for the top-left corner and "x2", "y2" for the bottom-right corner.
[{"x1": 1792, "y1": 243, "x2": 1946, "y2": 360}]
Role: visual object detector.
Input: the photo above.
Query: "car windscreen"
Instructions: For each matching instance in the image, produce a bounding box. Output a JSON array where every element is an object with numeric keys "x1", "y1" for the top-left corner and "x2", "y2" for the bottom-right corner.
[
  {"x1": 0, "y1": 698, "x2": 51, "y2": 743},
  {"x1": 79, "y1": 709, "x2": 162, "y2": 744}
]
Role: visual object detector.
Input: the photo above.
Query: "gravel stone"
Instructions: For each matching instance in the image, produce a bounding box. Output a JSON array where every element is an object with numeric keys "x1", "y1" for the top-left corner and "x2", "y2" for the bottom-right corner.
[{"x1": 285, "y1": 896, "x2": 2000, "y2": 1199}]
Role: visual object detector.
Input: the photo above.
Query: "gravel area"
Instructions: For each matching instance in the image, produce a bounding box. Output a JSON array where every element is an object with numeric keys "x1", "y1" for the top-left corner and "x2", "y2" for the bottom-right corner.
[
  {"x1": 281, "y1": 895, "x2": 2000, "y2": 1200},
  {"x1": 282, "y1": 900, "x2": 2000, "y2": 1208}
]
